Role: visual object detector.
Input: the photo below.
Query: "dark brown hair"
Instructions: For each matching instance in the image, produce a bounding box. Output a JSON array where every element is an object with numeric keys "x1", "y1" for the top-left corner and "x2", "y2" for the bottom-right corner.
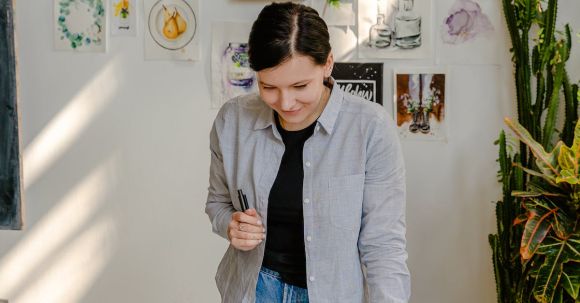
[{"x1": 248, "y1": 2, "x2": 331, "y2": 71}]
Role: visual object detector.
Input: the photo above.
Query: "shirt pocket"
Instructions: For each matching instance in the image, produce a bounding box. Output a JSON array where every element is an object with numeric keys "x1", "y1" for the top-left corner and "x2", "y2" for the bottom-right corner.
[{"x1": 328, "y1": 173, "x2": 365, "y2": 233}]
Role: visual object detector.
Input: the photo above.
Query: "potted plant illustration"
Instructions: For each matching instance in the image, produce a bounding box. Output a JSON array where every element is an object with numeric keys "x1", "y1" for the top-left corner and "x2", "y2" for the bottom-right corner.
[
  {"x1": 401, "y1": 93, "x2": 421, "y2": 133},
  {"x1": 419, "y1": 87, "x2": 440, "y2": 134}
]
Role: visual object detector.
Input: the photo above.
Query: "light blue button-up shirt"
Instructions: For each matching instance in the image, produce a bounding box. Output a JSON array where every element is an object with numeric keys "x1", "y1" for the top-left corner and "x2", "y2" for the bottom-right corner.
[{"x1": 206, "y1": 80, "x2": 410, "y2": 303}]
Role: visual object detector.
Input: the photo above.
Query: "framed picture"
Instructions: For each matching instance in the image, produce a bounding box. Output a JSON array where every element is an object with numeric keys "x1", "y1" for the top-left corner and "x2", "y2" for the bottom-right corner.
[
  {"x1": 332, "y1": 63, "x2": 383, "y2": 105},
  {"x1": 1, "y1": 0, "x2": 23, "y2": 229},
  {"x1": 436, "y1": 0, "x2": 500, "y2": 65},
  {"x1": 306, "y1": 0, "x2": 355, "y2": 26},
  {"x1": 54, "y1": 0, "x2": 107, "y2": 52},
  {"x1": 394, "y1": 68, "x2": 447, "y2": 141},
  {"x1": 111, "y1": 0, "x2": 137, "y2": 36},
  {"x1": 211, "y1": 22, "x2": 257, "y2": 109},
  {"x1": 328, "y1": 26, "x2": 357, "y2": 62},
  {"x1": 144, "y1": 0, "x2": 200, "y2": 61},
  {"x1": 358, "y1": 0, "x2": 432, "y2": 59}
]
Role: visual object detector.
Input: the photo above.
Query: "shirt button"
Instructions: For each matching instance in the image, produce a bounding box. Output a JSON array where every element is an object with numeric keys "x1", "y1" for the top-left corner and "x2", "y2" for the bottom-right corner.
[
  {"x1": 315, "y1": 126, "x2": 320, "y2": 132},
  {"x1": 306, "y1": 236, "x2": 312, "y2": 242},
  {"x1": 309, "y1": 276, "x2": 315, "y2": 282},
  {"x1": 304, "y1": 198, "x2": 310, "y2": 204},
  {"x1": 305, "y1": 161, "x2": 311, "y2": 167}
]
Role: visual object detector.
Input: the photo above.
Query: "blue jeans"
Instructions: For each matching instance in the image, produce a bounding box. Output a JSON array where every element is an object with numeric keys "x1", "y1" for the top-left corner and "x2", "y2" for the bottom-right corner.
[{"x1": 255, "y1": 267, "x2": 309, "y2": 303}]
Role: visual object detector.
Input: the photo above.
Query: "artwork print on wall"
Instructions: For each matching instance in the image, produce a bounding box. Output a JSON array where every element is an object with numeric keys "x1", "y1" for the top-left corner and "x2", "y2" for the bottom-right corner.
[
  {"x1": 54, "y1": 0, "x2": 107, "y2": 52},
  {"x1": 306, "y1": 0, "x2": 355, "y2": 26},
  {"x1": 111, "y1": 0, "x2": 136, "y2": 36},
  {"x1": 144, "y1": 0, "x2": 199, "y2": 61},
  {"x1": 332, "y1": 63, "x2": 383, "y2": 105},
  {"x1": 441, "y1": 0, "x2": 493, "y2": 44},
  {"x1": 211, "y1": 22, "x2": 257, "y2": 109},
  {"x1": 358, "y1": 0, "x2": 432, "y2": 59},
  {"x1": 1, "y1": 0, "x2": 23, "y2": 229},
  {"x1": 328, "y1": 26, "x2": 357, "y2": 61},
  {"x1": 306, "y1": 0, "x2": 357, "y2": 61},
  {"x1": 394, "y1": 70, "x2": 447, "y2": 141},
  {"x1": 436, "y1": 0, "x2": 500, "y2": 65}
]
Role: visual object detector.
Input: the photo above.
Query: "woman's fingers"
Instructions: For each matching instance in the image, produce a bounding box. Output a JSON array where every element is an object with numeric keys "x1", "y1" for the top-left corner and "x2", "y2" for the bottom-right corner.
[
  {"x1": 238, "y1": 222, "x2": 266, "y2": 233},
  {"x1": 232, "y1": 229, "x2": 266, "y2": 240},
  {"x1": 231, "y1": 238, "x2": 263, "y2": 251},
  {"x1": 232, "y1": 210, "x2": 263, "y2": 227},
  {"x1": 228, "y1": 210, "x2": 266, "y2": 251}
]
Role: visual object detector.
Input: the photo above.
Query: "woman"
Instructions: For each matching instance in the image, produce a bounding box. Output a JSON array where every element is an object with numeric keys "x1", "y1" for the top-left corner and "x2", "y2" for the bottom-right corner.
[{"x1": 206, "y1": 2, "x2": 410, "y2": 302}]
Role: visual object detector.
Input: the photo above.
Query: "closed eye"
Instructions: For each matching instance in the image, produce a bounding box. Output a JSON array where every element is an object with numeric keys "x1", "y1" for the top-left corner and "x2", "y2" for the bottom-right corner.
[{"x1": 294, "y1": 84, "x2": 307, "y2": 89}]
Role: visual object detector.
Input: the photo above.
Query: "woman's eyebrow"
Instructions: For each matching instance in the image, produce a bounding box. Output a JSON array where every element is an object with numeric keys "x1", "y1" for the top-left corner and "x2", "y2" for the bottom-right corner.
[
  {"x1": 259, "y1": 79, "x2": 312, "y2": 87},
  {"x1": 292, "y1": 79, "x2": 312, "y2": 85}
]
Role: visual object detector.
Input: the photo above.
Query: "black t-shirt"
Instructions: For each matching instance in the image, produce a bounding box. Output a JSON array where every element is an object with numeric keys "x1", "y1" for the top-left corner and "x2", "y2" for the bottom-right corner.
[{"x1": 262, "y1": 113, "x2": 316, "y2": 289}]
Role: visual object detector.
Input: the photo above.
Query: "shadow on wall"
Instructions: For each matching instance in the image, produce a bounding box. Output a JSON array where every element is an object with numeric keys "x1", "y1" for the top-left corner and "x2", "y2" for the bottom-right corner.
[{"x1": 0, "y1": 57, "x2": 123, "y2": 303}]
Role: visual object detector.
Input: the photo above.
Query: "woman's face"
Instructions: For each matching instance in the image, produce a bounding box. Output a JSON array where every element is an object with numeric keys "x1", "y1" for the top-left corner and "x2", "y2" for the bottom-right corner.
[{"x1": 257, "y1": 54, "x2": 333, "y2": 131}]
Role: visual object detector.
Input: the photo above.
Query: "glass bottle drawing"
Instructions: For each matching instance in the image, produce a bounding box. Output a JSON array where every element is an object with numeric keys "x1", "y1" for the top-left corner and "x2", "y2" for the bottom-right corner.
[
  {"x1": 368, "y1": 14, "x2": 392, "y2": 48},
  {"x1": 394, "y1": 0, "x2": 421, "y2": 49}
]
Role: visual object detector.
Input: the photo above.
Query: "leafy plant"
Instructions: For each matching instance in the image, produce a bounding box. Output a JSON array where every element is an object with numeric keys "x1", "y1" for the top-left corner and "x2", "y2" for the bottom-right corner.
[
  {"x1": 505, "y1": 117, "x2": 580, "y2": 303},
  {"x1": 490, "y1": 0, "x2": 580, "y2": 302}
]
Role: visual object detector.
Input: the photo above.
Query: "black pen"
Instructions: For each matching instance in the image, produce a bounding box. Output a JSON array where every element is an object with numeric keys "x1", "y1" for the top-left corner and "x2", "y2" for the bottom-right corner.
[
  {"x1": 242, "y1": 192, "x2": 249, "y2": 210},
  {"x1": 237, "y1": 189, "x2": 249, "y2": 212}
]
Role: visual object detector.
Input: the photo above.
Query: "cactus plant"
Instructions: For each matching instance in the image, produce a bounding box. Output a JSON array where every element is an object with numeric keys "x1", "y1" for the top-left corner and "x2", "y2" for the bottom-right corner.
[
  {"x1": 490, "y1": 131, "x2": 525, "y2": 302},
  {"x1": 490, "y1": 0, "x2": 580, "y2": 302}
]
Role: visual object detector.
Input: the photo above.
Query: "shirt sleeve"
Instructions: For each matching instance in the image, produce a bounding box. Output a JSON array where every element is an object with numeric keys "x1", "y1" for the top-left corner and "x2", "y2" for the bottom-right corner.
[
  {"x1": 205, "y1": 109, "x2": 236, "y2": 241},
  {"x1": 358, "y1": 113, "x2": 411, "y2": 303}
]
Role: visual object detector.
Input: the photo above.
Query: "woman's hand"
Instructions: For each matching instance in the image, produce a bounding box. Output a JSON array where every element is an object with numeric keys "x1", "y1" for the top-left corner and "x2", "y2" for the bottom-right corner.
[{"x1": 228, "y1": 209, "x2": 266, "y2": 251}]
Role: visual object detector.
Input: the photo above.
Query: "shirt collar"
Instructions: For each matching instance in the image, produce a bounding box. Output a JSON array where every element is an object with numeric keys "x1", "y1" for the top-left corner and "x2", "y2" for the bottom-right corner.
[
  {"x1": 253, "y1": 103, "x2": 276, "y2": 130},
  {"x1": 316, "y1": 77, "x2": 343, "y2": 135},
  {"x1": 252, "y1": 77, "x2": 344, "y2": 134}
]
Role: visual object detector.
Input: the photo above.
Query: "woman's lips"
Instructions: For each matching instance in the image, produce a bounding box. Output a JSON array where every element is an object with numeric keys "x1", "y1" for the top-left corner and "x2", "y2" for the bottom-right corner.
[{"x1": 282, "y1": 108, "x2": 301, "y2": 115}]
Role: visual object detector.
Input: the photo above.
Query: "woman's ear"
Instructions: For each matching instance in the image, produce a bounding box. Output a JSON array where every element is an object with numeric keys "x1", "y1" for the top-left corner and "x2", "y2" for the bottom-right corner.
[{"x1": 324, "y1": 53, "x2": 334, "y2": 78}]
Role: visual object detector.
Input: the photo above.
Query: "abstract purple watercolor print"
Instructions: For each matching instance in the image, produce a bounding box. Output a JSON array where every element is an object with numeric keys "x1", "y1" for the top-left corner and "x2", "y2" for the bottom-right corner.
[
  {"x1": 219, "y1": 42, "x2": 256, "y2": 101},
  {"x1": 211, "y1": 22, "x2": 256, "y2": 108},
  {"x1": 441, "y1": 0, "x2": 493, "y2": 44}
]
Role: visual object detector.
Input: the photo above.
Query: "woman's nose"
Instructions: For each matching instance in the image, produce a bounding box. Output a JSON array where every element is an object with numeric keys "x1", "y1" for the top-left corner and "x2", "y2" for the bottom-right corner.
[{"x1": 278, "y1": 91, "x2": 295, "y2": 111}]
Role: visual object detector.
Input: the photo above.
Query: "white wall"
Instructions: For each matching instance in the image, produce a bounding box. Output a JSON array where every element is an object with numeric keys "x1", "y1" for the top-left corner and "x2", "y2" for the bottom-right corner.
[{"x1": 0, "y1": 0, "x2": 578, "y2": 302}]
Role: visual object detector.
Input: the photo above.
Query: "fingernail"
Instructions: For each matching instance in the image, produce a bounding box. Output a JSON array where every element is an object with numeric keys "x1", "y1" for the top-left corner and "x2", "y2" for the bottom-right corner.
[
  {"x1": 262, "y1": 228, "x2": 266, "y2": 233},
  {"x1": 258, "y1": 239, "x2": 263, "y2": 243},
  {"x1": 257, "y1": 220, "x2": 262, "y2": 225}
]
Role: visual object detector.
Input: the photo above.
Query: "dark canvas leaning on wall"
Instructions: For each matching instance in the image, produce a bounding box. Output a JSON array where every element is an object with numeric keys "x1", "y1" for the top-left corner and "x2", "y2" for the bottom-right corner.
[{"x1": 0, "y1": 0, "x2": 22, "y2": 230}]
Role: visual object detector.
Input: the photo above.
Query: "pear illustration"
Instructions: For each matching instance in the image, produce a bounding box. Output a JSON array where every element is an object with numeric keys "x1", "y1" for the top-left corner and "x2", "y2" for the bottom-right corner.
[
  {"x1": 162, "y1": 5, "x2": 171, "y2": 23},
  {"x1": 175, "y1": 10, "x2": 187, "y2": 34},
  {"x1": 163, "y1": 15, "x2": 179, "y2": 39},
  {"x1": 160, "y1": 5, "x2": 186, "y2": 40}
]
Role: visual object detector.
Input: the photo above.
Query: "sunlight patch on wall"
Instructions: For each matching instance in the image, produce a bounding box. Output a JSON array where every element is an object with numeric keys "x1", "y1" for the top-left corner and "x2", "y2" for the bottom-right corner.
[
  {"x1": 0, "y1": 155, "x2": 119, "y2": 299},
  {"x1": 23, "y1": 58, "x2": 122, "y2": 189}
]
